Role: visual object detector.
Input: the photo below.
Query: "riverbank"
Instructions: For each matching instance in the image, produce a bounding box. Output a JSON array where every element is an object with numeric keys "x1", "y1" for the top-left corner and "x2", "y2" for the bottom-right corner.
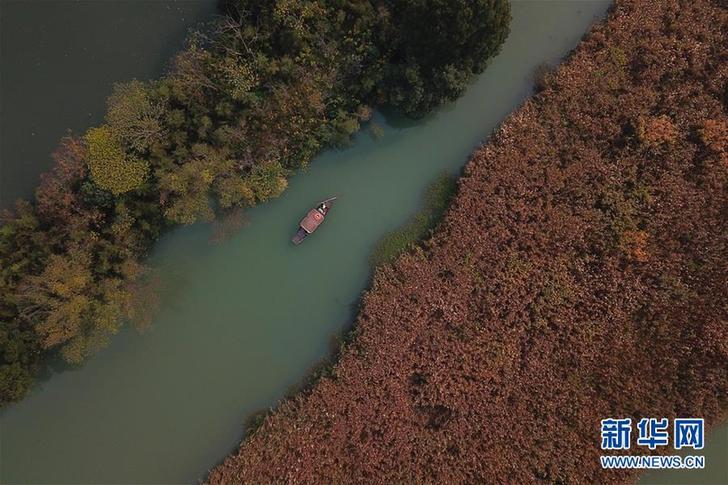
[
  {"x1": 369, "y1": 172, "x2": 457, "y2": 267},
  {"x1": 0, "y1": 0, "x2": 510, "y2": 406},
  {"x1": 209, "y1": 0, "x2": 727, "y2": 482},
  {"x1": 2, "y1": 4, "x2": 605, "y2": 482}
]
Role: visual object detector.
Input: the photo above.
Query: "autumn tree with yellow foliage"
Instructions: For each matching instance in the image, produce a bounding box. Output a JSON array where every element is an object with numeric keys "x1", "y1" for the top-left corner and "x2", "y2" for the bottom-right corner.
[
  {"x1": 17, "y1": 250, "x2": 135, "y2": 363},
  {"x1": 84, "y1": 126, "x2": 149, "y2": 195}
]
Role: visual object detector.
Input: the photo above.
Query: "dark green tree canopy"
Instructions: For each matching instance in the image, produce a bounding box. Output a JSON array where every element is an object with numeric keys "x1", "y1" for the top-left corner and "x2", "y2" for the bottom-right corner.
[{"x1": 381, "y1": 0, "x2": 511, "y2": 115}]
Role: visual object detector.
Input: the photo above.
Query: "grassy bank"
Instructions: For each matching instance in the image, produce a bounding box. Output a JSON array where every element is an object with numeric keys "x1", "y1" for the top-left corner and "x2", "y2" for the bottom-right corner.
[{"x1": 370, "y1": 172, "x2": 457, "y2": 267}]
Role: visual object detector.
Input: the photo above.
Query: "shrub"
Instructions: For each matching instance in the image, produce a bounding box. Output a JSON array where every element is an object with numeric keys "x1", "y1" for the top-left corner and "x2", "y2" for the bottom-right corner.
[
  {"x1": 698, "y1": 118, "x2": 727, "y2": 153},
  {"x1": 636, "y1": 115, "x2": 678, "y2": 147}
]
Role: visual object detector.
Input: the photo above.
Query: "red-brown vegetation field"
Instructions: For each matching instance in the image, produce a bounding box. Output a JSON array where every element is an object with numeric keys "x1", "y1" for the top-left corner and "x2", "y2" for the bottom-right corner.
[{"x1": 209, "y1": 0, "x2": 727, "y2": 482}]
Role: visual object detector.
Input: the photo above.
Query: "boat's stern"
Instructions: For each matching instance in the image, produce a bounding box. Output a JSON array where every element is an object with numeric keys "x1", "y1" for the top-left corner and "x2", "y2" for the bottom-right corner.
[{"x1": 292, "y1": 227, "x2": 308, "y2": 245}]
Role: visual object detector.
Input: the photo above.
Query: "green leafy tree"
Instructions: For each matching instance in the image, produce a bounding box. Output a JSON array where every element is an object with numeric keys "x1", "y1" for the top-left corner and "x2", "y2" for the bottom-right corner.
[
  {"x1": 381, "y1": 0, "x2": 511, "y2": 115},
  {"x1": 244, "y1": 161, "x2": 289, "y2": 203},
  {"x1": 158, "y1": 156, "x2": 217, "y2": 225}
]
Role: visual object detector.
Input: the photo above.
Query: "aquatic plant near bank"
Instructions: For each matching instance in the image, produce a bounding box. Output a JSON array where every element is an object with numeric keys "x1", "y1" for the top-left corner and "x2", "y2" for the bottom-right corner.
[
  {"x1": 209, "y1": 0, "x2": 727, "y2": 482},
  {"x1": 370, "y1": 172, "x2": 456, "y2": 267},
  {"x1": 0, "y1": 0, "x2": 511, "y2": 406}
]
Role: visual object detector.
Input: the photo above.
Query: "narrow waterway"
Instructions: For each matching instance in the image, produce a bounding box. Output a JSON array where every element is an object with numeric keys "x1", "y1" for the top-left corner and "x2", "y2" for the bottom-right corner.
[{"x1": 4, "y1": 2, "x2": 721, "y2": 484}]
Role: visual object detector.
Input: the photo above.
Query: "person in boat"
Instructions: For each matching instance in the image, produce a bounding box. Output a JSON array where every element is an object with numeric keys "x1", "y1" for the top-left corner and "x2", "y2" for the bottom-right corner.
[{"x1": 292, "y1": 198, "x2": 334, "y2": 245}]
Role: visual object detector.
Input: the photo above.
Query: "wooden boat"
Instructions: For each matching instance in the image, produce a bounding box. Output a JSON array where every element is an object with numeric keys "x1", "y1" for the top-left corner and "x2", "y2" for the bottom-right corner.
[{"x1": 292, "y1": 197, "x2": 337, "y2": 245}]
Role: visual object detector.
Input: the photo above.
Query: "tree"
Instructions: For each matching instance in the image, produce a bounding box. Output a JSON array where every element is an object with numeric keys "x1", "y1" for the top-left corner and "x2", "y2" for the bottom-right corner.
[
  {"x1": 168, "y1": 43, "x2": 218, "y2": 105},
  {"x1": 84, "y1": 125, "x2": 149, "y2": 195},
  {"x1": 17, "y1": 251, "x2": 95, "y2": 352},
  {"x1": 0, "y1": 363, "x2": 34, "y2": 406},
  {"x1": 215, "y1": 56, "x2": 260, "y2": 102},
  {"x1": 0, "y1": 202, "x2": 46, "y2": 405},
  {"x1": 380, "y1": 0, "x2": 511, "y2": 115},
  {"x1": 158, "y1": 154, "x2": 217, "y2": 224},
  {"x1": 16, "y1": 250, "x2": 133, "y2": 364},
  {"x1": 106, "y1": 80, "x2": 168, "y2": 153},
  {"x1": 214, "y1": 159, "x2": 254, "y2": 209},
  {"x1": 245, "y1": 160, "x2": 289, "y2": 203},
  {"x1": 35, "y1": 136, "x2": 87, "y2": 221}
]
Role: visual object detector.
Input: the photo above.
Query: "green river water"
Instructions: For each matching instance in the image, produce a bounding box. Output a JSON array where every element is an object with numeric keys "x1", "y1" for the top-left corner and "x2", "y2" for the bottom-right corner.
[{"x1": 1, "y1": 1, "x2": 725, "y2": 484}]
